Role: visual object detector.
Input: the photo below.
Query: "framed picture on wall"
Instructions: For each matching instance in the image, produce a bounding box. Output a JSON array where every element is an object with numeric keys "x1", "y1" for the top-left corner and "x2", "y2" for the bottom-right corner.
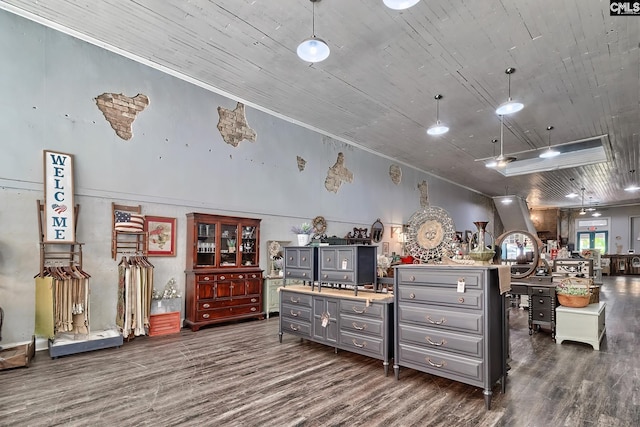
[
  {"x1": 382, "y1": 241, "x2": 390, "y2": 256},
  {"x1": 145, "y1": 216, "x2": 177, "y2": 256}
]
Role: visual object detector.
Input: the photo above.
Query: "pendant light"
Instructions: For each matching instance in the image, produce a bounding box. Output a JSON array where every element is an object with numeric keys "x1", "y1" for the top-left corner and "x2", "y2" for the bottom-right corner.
[
  {"x1": 485, "y1": 139, "x2": 499, "y2": 168},
  {"x1": 426, "y1": 94, "x2": 449, "y2": 136},
  {"x1": 539, "y1": 125, "x2": 560, "y2": 158},
  {"x1": 579, "y1": 188, "x2": 586, "y2": 215},
  {"x1": 297, "y1": 0, "x2": 330, "y2": 63},
  {"x1": 383, "y1": 0, "x2": 421, "y2": 10},
  {"x1": 495, "y1": 67, "x2": 524, "y2": 115}
]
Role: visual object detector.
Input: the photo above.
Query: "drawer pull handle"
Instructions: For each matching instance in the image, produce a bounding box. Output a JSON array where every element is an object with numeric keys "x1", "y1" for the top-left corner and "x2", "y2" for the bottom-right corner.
[
  {"x1": 326, "y1": 257, "x2": 331, "y2": 262},
  {"x1": 539, "y1": 299, "x2": 544, "y2": 304},
  {"x1": 287, "y1": 272, "x2": 291, "y2": 276},
  {"x1": 202, "y1": 314, "x2": 210, "y2": 319},
  {"x1": 409, "y1": 276, "x2": 416, "y2": 282},
  {"x1": 204, "y1": 277, "x2": 210, "y2": 281},
  {"x1": 352, "y1": 339, "x2": 366, "y2": 348},
  {"x1": 289, "y1": 256, "x2": 293, "y2": 261},
  {"x1": 289, "y1": 324, "x2": 299, "y2": 331},
  {"x1": 251, "y1": 307, "x2": 257, "y2": 311},
  {"x1": 426, "y1": 358, "x2": 446, "y2": 368},
  {"x1": 220, "y1": 276, "x2": 226, "y2": 280},
  {"x1": 539, "y1": 313, "x2": 545, "y2": 318},
  {"x1": 352, "y1": 306, "x2": 366, "y2": 314},
  {"x1": 409, "y1": 293, "x2": 416, "y2": 299},
  {"x1": 538, "y1": 289, "x2": 544, "y2": 294},
  {"x1": 291, "y1": 310, "x2": 300, "y2": 317},
  {"x1": 458, "y1": 297, "x2": 465, "y2": 304},
  {"x1": 290, "y1": 296, "x2": 300, "y2": 303},
  {"x1": 425, "y1": 337, "x2": 446, "y2": 347},
  {"x1": 239, "y1": 275, "x2": 244, "y2": 279},
  {"x1": 426, "y1": 316, "x2": 446, "y2": 325},
  {"x1": 203, "y1": 303, "x2": 210, "y2": 309},
  {"x1": 352, "y1": 322, "x2": 366, "y2": 330},
  {"x1": 302, "y1": 257, "x2": 306, "y2": 261},
  {"x1": 251, "y1": 298, "x2": 257, "y2": 303},
  {"x1": 323, "y1": 274, "x2": 328, "y2": 279},
  {"x1": 303, "y1": 273, "x2": 307, "y2": 277},
  {"x1": 343, "y1": 275, "x2": 348, "y2": 280}
]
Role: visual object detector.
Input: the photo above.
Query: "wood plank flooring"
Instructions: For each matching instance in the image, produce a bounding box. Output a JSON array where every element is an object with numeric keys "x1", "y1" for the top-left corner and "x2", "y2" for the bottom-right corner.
[{"x1": 1, "y1": 275, "x2": 639, "y2": 426}]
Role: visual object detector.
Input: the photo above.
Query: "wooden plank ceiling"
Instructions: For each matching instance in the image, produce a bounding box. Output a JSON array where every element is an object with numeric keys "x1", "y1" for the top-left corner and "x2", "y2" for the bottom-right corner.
[{"x1": 2, "y1": 0, "x2": 639, "y2": 211}]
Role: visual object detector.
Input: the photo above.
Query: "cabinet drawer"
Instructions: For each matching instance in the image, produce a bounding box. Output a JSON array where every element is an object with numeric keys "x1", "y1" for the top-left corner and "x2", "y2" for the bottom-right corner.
[
  {"x1": 398, "y1": 324, "x2": 482, "y2": 358},
  {"x1": 281, "y1": 304, "x2": 312, "y2": 322},
  {"x1": 281, "y1": 319, "x2": 312, "y2": 338},
  {"x1": 196, "y1": 274, "x2": 215, "y2": 283},
  {"x1": 510, "y1": 283, "x2": 528, "y2": 296},
  {"x1": 531, "y1": 296, "x2": 551, "y2": 310},
  {"x1": 398, "y1": 304, "x2": 483, "y2": 335},
  {"x1": 280, "y1": 291, "x2": 312, "y2": 307},
  {"x1": 320, "y1": 271, "x2": 354, "y2": 283},
  {"x1": 397, "y1": 269, "x2": 481, "y2": 289},
  {"x1": 198, "y1": 296, "x2": 259, "y2": 310},
  {"x1": 339, "y1": 331, "x2": 384, "y2": 359},
  {"x1": 339, "y1": 300, "x2": 384, "y2": 319},
  {"x1": 527, "y1": 276, "x2": 553, "y2": 285},
  {"x1": 196, "y1": 303, "x2": 261, "y2": 321},
  {"x1": 340, "y1": 314, "x2": 384, "y2": 337},
  {"x1": 398, "y1": 285, "x2": 483, "y2": 310},
  {"x1": 215, "y1": 273, "x2": 261, "y2": 280},
  {"x1": 530, "y1": 286, "x2": 552, "y2": 296},
  {"x1": 398, "y1": 343, "x2": 483, "y2": 384},
  {"x1": 532, "y1": 308, "x2": 552, "y2": 321},
  {"x1": 284, "y1": 268, "x2": 314, "y2": 281}
]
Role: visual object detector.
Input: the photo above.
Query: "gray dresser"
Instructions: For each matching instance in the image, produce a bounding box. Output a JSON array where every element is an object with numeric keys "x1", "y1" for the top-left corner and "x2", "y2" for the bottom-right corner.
[
  {"x1": 283, "y1": 246, "x2": 319, "y2": 284},
  {"x1": 393, "y1": 265, "x2": 507, "y2": 409},
  {"x1": 318, "y1": 245, "x2": 377, "y2": 294},
  {"x1": 279, "y1": 286, "x2": 394, "y2": 374}
]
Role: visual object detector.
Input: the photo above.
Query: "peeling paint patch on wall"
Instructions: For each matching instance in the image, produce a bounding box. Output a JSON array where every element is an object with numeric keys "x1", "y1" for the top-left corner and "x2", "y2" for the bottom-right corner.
[
  {"x1": 325, "y1": 152, "x2": 353, "y2": 193},
  {"x1": 95, "y1": 93, "x2": 149, "y2": 140},
  {"x1": 389, "y1": 164, "x2": 402, "y2": 185},
  {"x1": 297, "y1": 156, "x2": 306, "y2": 171},
  {"x1": 217, "y1": 102, "x2": 257, "y2": 147},
  {"x1": 418, "y1": 180, "x2": 429, "y2": 208}
]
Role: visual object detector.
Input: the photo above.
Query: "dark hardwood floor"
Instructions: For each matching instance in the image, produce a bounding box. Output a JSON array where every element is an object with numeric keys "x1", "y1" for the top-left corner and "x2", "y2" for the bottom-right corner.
[{"x1": 1, "y1": 275, "x2": 638, "y2": 427}]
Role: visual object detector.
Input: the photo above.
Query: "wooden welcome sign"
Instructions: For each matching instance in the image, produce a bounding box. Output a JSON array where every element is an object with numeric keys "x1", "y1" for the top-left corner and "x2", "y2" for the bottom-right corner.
[{"x1": 43, "y1": 150, "x2": 75, "y2": 243}]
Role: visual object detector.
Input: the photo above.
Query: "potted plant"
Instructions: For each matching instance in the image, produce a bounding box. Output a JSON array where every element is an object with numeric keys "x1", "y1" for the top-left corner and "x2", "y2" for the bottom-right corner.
[{"x1": 291, "y1": 222, "x2": 313, "y2": 246}]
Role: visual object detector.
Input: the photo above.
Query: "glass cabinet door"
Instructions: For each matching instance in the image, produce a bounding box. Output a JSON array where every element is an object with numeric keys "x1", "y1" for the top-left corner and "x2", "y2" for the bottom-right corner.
[
  {"x1": 240, "y1": 225, "x2": 258, "y2": 267},
  {"x1": 220, "y1": 223, "x2": 238, "y2": 266},
  {"x1": 196, "y1": 222, "x2": 216, "y2": 267}
]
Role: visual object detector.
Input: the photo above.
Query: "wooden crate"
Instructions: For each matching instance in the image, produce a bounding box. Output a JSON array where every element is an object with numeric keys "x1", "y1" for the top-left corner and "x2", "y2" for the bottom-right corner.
[
  {"x1": 149, "y1": 312, "x2": 181, "y2": 337},
  {"x1": 0, "y1": 335, "x2": 35, "y2": 370}
]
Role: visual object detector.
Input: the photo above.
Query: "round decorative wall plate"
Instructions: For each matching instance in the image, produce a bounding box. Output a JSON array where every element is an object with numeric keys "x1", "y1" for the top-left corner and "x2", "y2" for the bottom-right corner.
[{"x1": 404, "y1": 207, "x2": 456, "y2": 263}]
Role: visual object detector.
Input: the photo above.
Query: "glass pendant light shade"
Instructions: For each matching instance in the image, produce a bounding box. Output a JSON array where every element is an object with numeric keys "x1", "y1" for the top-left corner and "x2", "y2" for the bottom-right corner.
[
  {"x1": 427, "y1": 121, "x2": 449, "y2": 136},
  {"x1": 383, "y1": 0, "x2": 420, "y2": 10},
  {"x1": 495, "y1": 99, "x2": 524, "y2": 115},
  {"x1": 297, "y1": 37, "x2": 330, "y2": 63},
  {"x1": 495, "y1": 67, "x2": 524, "y2": 115}
]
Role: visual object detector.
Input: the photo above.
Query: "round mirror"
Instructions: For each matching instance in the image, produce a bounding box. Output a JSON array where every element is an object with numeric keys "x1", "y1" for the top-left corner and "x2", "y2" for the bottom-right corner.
[
  {"x1": 495, "y1": 230, "x2": 541, "y2": 279},
  {"x1": 371, "y1": 218, "x2": 384, "y2": 243}
]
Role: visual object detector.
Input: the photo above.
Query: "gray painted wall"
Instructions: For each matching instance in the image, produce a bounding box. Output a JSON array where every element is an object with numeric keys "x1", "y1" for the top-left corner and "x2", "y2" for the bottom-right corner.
[{"x1": 0, "y1": 10, "x2": 496, "y2": 346}]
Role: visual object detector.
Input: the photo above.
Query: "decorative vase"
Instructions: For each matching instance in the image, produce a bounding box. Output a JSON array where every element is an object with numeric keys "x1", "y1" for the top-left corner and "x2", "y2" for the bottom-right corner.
[
  {"x1": 516, "y1": 247, "x2": 528, "y2": 264},
  {"x1": 297, "y1": 234, "x2": 310, "y2": 246},
  {"x1": 468, "y1": 221, "x2": 495, "y2": 265}
]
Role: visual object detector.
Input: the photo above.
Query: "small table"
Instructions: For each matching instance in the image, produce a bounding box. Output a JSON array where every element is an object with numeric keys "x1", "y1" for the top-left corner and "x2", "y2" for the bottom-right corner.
[{"x1": 555, "y1": 302, "x2": 606, "y2": 350}]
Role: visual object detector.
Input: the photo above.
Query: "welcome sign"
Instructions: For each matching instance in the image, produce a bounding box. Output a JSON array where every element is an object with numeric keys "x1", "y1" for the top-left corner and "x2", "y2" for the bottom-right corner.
[{"x1": 43, "y1": 150, "x2": 75, "y2": 242}]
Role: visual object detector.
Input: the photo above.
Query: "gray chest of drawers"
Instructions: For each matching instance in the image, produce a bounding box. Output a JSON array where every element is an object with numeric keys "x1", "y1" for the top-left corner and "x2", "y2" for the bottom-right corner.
[
  {"x1": 318, "y1": 245, "x2": 377, "y2": 294},
  {"x1": 283, "y1": 246, "x2": 318, "y2": 284},
  {"x1": 393, "y1": 265, "x2": 507, "y2": 409},
  {"x1": 279, "y1": 286, "x2": 394, "y2": 374}
]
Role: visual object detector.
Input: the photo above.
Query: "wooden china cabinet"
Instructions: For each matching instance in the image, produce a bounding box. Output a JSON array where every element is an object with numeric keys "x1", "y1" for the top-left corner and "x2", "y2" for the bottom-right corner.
[{"x1": 185, "y1": 213, "x2": 263, "y2": 331}]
